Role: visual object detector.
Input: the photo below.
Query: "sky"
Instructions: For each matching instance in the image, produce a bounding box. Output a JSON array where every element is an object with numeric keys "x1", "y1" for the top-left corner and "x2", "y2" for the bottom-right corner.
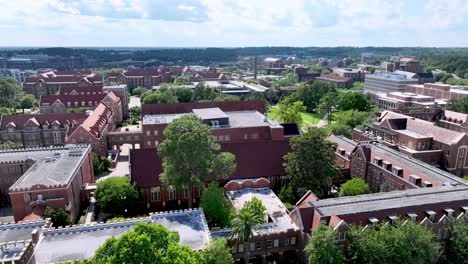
[{"x1": 0, "y1": 0, "x2": 467, "y2": 47}]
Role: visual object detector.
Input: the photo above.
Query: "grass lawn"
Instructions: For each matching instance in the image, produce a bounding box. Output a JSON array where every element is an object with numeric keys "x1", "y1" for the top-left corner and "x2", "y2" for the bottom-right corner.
[{"x1": 267, "y1": 107, "x2": 322, "y2": 126}]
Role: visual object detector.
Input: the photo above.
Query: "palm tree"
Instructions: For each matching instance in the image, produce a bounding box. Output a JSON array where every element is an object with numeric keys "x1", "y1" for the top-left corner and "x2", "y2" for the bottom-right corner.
[{"x1": 230, "y1": 208, "x2": 264, "y2": 264}]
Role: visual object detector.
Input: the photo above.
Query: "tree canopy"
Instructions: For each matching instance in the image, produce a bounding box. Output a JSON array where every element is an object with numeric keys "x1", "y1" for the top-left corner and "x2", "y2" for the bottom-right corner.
[
  {"x1": 284, "y1": 127, "x2": 341, "y2": 197},
  {"x1": 142, "y1": 90, "x2": 179, "y2": 104},
  {"x1": 0, "y1": 78, "x2": 22, "y2": 109},
  {"x1": 287, "y1": 81, "x2": 337, "y2": 112},
  {"x1": 277, "y1": 100, "x2": 306, "y2": 125},
  {"x1": 93, "y1": 154, "x2": 112, "y2": 176},
  {"x1": 338, "y1": 92, "x2": 371, "y2": 112},
  {"x1": 95, "y1": 177, "x2": 139, "y2": 215},
  {"x1": 202, "y1": 238, "x2": 234, "y2": 264},
  {"x1": 339, "y1": 178, "x2": 370, "y2": 196},
  {"x1": 305, "y1": 224, "x2": 344, "y2": 264},
  {"x1": 447, "y1": 97, "x2": 468, "y2": 114},
  {"x1": 92, "y1": 222, "x2": 201, "y2": 264},
  {"x1": 0, "y1": 141, "x2": 22, "y2": 150},
  {"x1": 19, "y1": 93, "x2": 37, "y2": 113},
  {"x1": 443, "y1": 218, "x2": 468, "y2": 262},
  {"x1": 200, "y1": 182, "x2": 232, "y2": 228},
  {"x1": 44, "y1": 207, "x2": 71, "y2": 228},
  {"x1": 157, "y1": 115, "x2": 236, "y2": 208}
]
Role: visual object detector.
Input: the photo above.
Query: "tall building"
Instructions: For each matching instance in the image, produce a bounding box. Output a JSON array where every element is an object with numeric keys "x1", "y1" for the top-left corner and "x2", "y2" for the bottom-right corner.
[{"x1": 364, "y1": 72, "x2": 419, "y2": 94}]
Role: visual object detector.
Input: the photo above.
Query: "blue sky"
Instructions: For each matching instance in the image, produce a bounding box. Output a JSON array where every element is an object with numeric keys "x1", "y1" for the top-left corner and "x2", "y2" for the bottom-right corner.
[{"x1": 1, "y1": 0, "x2": 467, "y2": 47}]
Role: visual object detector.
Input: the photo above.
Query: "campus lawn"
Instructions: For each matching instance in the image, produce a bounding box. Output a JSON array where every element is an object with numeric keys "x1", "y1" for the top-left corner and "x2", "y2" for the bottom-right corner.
[{"x1": 267, "y1": 107, "x2": 322, "y2": 126}]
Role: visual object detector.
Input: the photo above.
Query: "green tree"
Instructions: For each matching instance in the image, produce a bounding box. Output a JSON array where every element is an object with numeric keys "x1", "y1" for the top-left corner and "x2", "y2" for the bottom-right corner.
[
  {"x1": 339, "y1": 178, "x2": 370, "y2": 196},
  {"x1": 334, "y1": 110, "x2": 371, "y2": 130},
  {"x1": 0, "y1": 107, "x2": 10, "y2": 115},
  {"x1": 278, "y1": 184, "x2": 298, "y2": 208},
  {"x1": 67, "y1": 107, "x2": 88, "y2": 113},
  {"x1": 287, "y1": 81, "x2": 337, "y2": 112},
  {"x1": 230, "y1": 199, "x2": 265, "y2": 264},
  {"x1": 194, "y1": 83, "x2": 219, "y2": 101},
  {"x1": 202, "y1": 238, "x2": 234, "y2": 264},
  {"x1": 0, "y1": 78, "x2": 22, "y2": 109},
  {"x1": 447, "y1": 97, "x2": 468, "y2": 114},
  {"x1": 273, "y1": 73, "x2": 296, "y2": 87},
  {"x1": 0, "y1": 141, "x2": 22, "y2": 150},
  {"x1": 142, "y1": 91, "x2": 178, "y2": 104},
  {"x1": 243, "y1": 197, "x2": 266, "y2": 222},
  {"x1": 158, "y1": 115, "x2": 236, "y2": 208},
  {"x1": 19, "y1": 94, "x2": 37, "y2": 113},
  {"x1": 173, "y1": 76, "x2": 191, "y2": 85},
  {"x1": 132, "y1": 87, "x2": 149, "y2": 97},
  {"x1": 92, "y1": 154, "x2": 111, "y2": 175},
  {"x1": 338, "y1": 92, "x2": 371, "y2": 112},
  {"x1": 305, "y1": 224, "x2": 344, "y2": 264},
  {"x1": 129, "y1": 106, "x2": 141, "y2": 124},
  {"x1": 173, "y1": 87, "x2": 194, "y2": 102},
  {"x1": 347, "y1": 221, "x2": 440, "y2": 264},
  {"x1": 443, "y1": 218, "x2": 468, "y2": 262},
  {"x1": 277, "y1": 100, "x2": 306, "y2": 125},
  {"x1": 243, "y1": 91, "x2": 269, "y2": 111},
  {"x1": 44, "y1": 207, "x2": 71, "y2": 227},
  {"x1": 200, "y1": 182, "x2": 232, "y2": 227},
  {"x1": 92, "y1": 222, "x2": 201, "y2": 264},
  {"x1": 327, "y1": 123, "x2": 353, "y2": 138},
  {"x1": 95, "y1": 177, "x2": 139, "y2": 215},
  {"x1": 284, "y1": 127, "x2": 341, "y2": 197},
  {"x1": 318, "y1": 92, "x2": 338, "y2": 125}
]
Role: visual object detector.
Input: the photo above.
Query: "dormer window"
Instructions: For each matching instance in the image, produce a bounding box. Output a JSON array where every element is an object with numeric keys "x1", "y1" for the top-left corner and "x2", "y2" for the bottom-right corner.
[
  {"x1": 373, "y1": 157, "x2": 383, "y2": 166},
  {"x1": 382, "y1": 161, "x2": 392, "y2": 171},
  {"x1": 387, "y1": 215, "x2": 399, "y2": 224},
  {"x1": 392, "y1": 167, "x2": 403, "y2": 177},
  {"x1": 410, "y1": 175, "x2": 422, "y2": 187},
  {"x1": 444, "y1": 208, "x2": 454, "y2": 217},
  {"x1": 368, "y1": 217, "x2": 379, "y2": 224},
  {"x1": 425, "y1": 210, "x2": 436, "y2": 223},
  {"x1": 423, "y1": 181, "x2": 433, "y2": 188},
  {"x1": 407, "y1": 212, "x2": 417, "y2": 221}
]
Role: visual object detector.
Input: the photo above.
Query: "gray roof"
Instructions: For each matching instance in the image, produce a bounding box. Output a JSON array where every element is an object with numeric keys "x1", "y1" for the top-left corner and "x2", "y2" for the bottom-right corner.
[
  {"x1": 33, "y1": 209, "x2": 210, "y2": 263},
  {"x1": 0, "y1": 220, "x2": 46, "y2": 243},
  {"x1": 192, "y1": 108, "x2": 228, "y2": 120},
  {"x1": 311, "y1": 186, "x2": 468, "y2": 217},
  {"x1": 6, "y1": 145, "x2": 91, "y2": 191}
]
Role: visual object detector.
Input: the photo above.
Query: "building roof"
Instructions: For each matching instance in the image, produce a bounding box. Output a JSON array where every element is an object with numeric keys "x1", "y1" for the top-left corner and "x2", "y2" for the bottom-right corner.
[
  {"x1": 310, "y1": 185, "x2": 468, "y2": 218},
  {"x1": 123, "y1": 68, "x2": 163, "y2": 77},
  {"x1": 59, "y1": 86, "x2": 103, "y2": 95},
  {"x1": 327, "y1": 134, "x2": 357, "y2": 154},
  {"x1": 0, "y1": 113, "x2": 87, "y2": 131},
  {"x1": 226, "y1": 187, "x2": 299, "y2": 237},
  {"x1": 442, "y1": 110, "x2": 468, "y2": 124},
  {"x1": 142, "y1": 100, "x2": 266, "y2": 116},
  {"x1": 192, "y1": 108, "x2": 228, "y2": 120},
  {"x1": 76, "y1": 103, "x2": 112, "y2": 138},
  {"x1": 377, "y1": 111, "x2": 466, "y2": 145},
  {"x1": 317, "y1": 73, "x2": 351, "y2": 83},
  {"x1": 40, "y1": 93, "x2": 106, "y2": 105},
  {"x1": 0, "y1": 220, "x2": 47, "y2": 243},
  {"x1": 33, "y1": 209, "x2": 210, "y2": 263},
  {"x1": 8, "y1": 145, "x2": 91, "y2": 191}
]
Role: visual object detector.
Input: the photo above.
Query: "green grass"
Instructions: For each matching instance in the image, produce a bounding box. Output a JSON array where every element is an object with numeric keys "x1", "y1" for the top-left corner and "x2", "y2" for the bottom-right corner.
[{"x1": 267, "y1": 107, "x2": 322, "y2": 126}]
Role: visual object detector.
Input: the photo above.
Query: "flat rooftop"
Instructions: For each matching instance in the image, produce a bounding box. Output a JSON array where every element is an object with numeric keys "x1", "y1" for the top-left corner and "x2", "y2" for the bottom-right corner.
[
  {"x1": 312, "y1": 185, "x2": 468, "y2": 217},
  {"x1": 7, "y1": 146, "x2": 91, "y2": 191},
  {"x1": 0, "y1": 220, "x2": 47, "y2": 243},
  {"x1": 193, "y1": 108, "x2": 228, "y2": 120},
  {"x1": 227, "y1": 187, "x2": 298, "y2": 236},
  {"x1": 33, "y1": 209, "x2": 210, "y2": 263},
  {"x1": 143, "y1": 110, "x2": 280, "y2": 128}
]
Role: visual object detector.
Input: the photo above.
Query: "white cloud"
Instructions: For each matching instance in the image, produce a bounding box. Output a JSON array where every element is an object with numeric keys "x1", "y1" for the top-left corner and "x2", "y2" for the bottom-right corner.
[{"x1": 0, "y1": 0, "x2": 467, "y2": 47}]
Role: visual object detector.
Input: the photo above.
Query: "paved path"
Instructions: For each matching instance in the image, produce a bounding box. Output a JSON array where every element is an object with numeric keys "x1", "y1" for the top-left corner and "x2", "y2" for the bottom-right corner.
[
  {"x1": 84, "y1": 197, "x2": 95, "y2": 225},
  {"x1": 97, "y1": 145, "x2": 131, "y2": 182}
]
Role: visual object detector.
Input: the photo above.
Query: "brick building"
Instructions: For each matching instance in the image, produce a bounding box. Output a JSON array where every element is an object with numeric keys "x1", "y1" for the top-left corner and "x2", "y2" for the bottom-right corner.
[
  {"x1": 0, "y1": 113, "x2": 87, "y2": 148},
  {"x1": 353, "y1": 111, "x2": 468, "y2": 176},
  {"x1": 23, "y1": 70, "x2": 102, "y2": 98},
  {"x1": 5, "y1": 145, "x2": 95, "y2": 222},
  {"x1": 332, "y1": 68, "x2": 365, "y2": 82},
  {"x1": 107, "y1": 68, "x2": 171, "y2": 89},
  {"x1": 39, "y1": 91, "x2": 122, "y2": 124},
  {"x1": 129, "y1": 100, "x2": 299, "y2": 209},
  {"x1": 405, "y1": 82, "x2": 468, "y2": 101},
  {"x1": 315, "y1": 73, "x2": 353, "y2": 88},
  {"x1": 66, "y1": 103, "x2": 115, "y2": 156}
]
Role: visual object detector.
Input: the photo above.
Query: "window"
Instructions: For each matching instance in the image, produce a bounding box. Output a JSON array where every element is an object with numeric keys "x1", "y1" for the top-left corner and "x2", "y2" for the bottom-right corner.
[
  {"x1": 154, "y1": 141, "x2": 159, "y2": 146},
  {"x1": 146, "y1": 130, "x2": 150, "y2": 136},
  {"x1": 290, "y1": 237, "x2": 296, "y2": 245},
  {"x1": 167, "y1": 187, "x2": 176, "y2": 200},
  {"x1": 283, "y1": 238, "x2": 289, "y2": 246},
  {"x1": 273, "y1": 239, "x2": 279, "y2": 248},
  {"x1": 225, "y1": 135, "x2": 231, "y2": 141},
  {"x1": 249, "y1": 243, "x2": 255, "y2": 251},
  {"x1": 182, "y1": 187, "x2": 188, "y2": 198},
  {"x1": 266, "y1": 240, "x2": 273, "y2": 248},
  {"x1": 232, "y1": 246, "x2": 237, "y2": 254},
  {"x1": 238, "y1": 244, "x2": 244, "y2": 253},
  {"x1": 150, "y1": 187, "x2": 160, "y2": 201},
  {"x1": 256, "y1": 242, "x2": 262, "y2": 250},
  {"x1": 24, "y1": 194, "x2": 31, "y2": 203},
  {"x1": 337, "y1": 232, "x2": 346, "y2": 241},
  {"x1": 154, "y1": 130, "x2": 158, "y2": 136}
]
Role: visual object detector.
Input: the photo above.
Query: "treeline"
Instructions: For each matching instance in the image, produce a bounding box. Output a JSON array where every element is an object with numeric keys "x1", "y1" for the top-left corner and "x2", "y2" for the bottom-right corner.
[
  {"x1": 3, "y1": 47, "x2": 468, "y2": 65},
  {"x1": 421, "y1": 52, "x2": 468, "y2": 78}
]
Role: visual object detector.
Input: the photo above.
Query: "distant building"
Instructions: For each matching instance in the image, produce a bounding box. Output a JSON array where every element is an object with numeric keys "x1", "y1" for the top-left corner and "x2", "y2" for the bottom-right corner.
[
  {"x1": 384, "y1": 57, "x2": 424, "y2": 73},
  {"x1": 315, "y1": 73, "x2": 353, "y2": 88},
  {"x1": 0, "y1": 69, "x2": 36, "y2": 83},
  {"x1": 23, "y1": 70, "x2": 102, "y2": 98},
  {"x1": 364, "y1": 72, "x2": 419, "y2": 94},
  {"x1": 107, "y1": 68, "x2": 171, "y2": 90},
  {"x1": 6, "y1": 145, "x2": 94, "y2": 221},
  {"x1": 263, "y1": 58, "x2": 285, "y2": 69},
  {"x1": 393, "y1": 70, "x2": 434, "y2": 84},
  {"x1": 332, "y1": 68, "x2": 365, "y2": 82},
  {"x1": 103, "y1": 84, "x2": 129, "y2": 118},
  {"x1": 406, "y1": 83, "x2": 468, "y2": 101},
  {"x1": 361, "y1": 53, "x2": 375, "y2": 63}
]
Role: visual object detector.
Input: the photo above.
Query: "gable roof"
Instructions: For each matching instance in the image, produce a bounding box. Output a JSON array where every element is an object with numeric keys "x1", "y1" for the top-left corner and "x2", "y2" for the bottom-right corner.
[
  {"x1": 60, "y1": 86, "x2": 104, "y2": 95},
  {"x1": 40, "y1": 93, "x2": 106, "y2": 105},
  {"x1": 0, "y1": 113, "x2": 87, "y2": 131},
  {"x1": 77, "y1": 103, "x2": 112, "y2": 138}
]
